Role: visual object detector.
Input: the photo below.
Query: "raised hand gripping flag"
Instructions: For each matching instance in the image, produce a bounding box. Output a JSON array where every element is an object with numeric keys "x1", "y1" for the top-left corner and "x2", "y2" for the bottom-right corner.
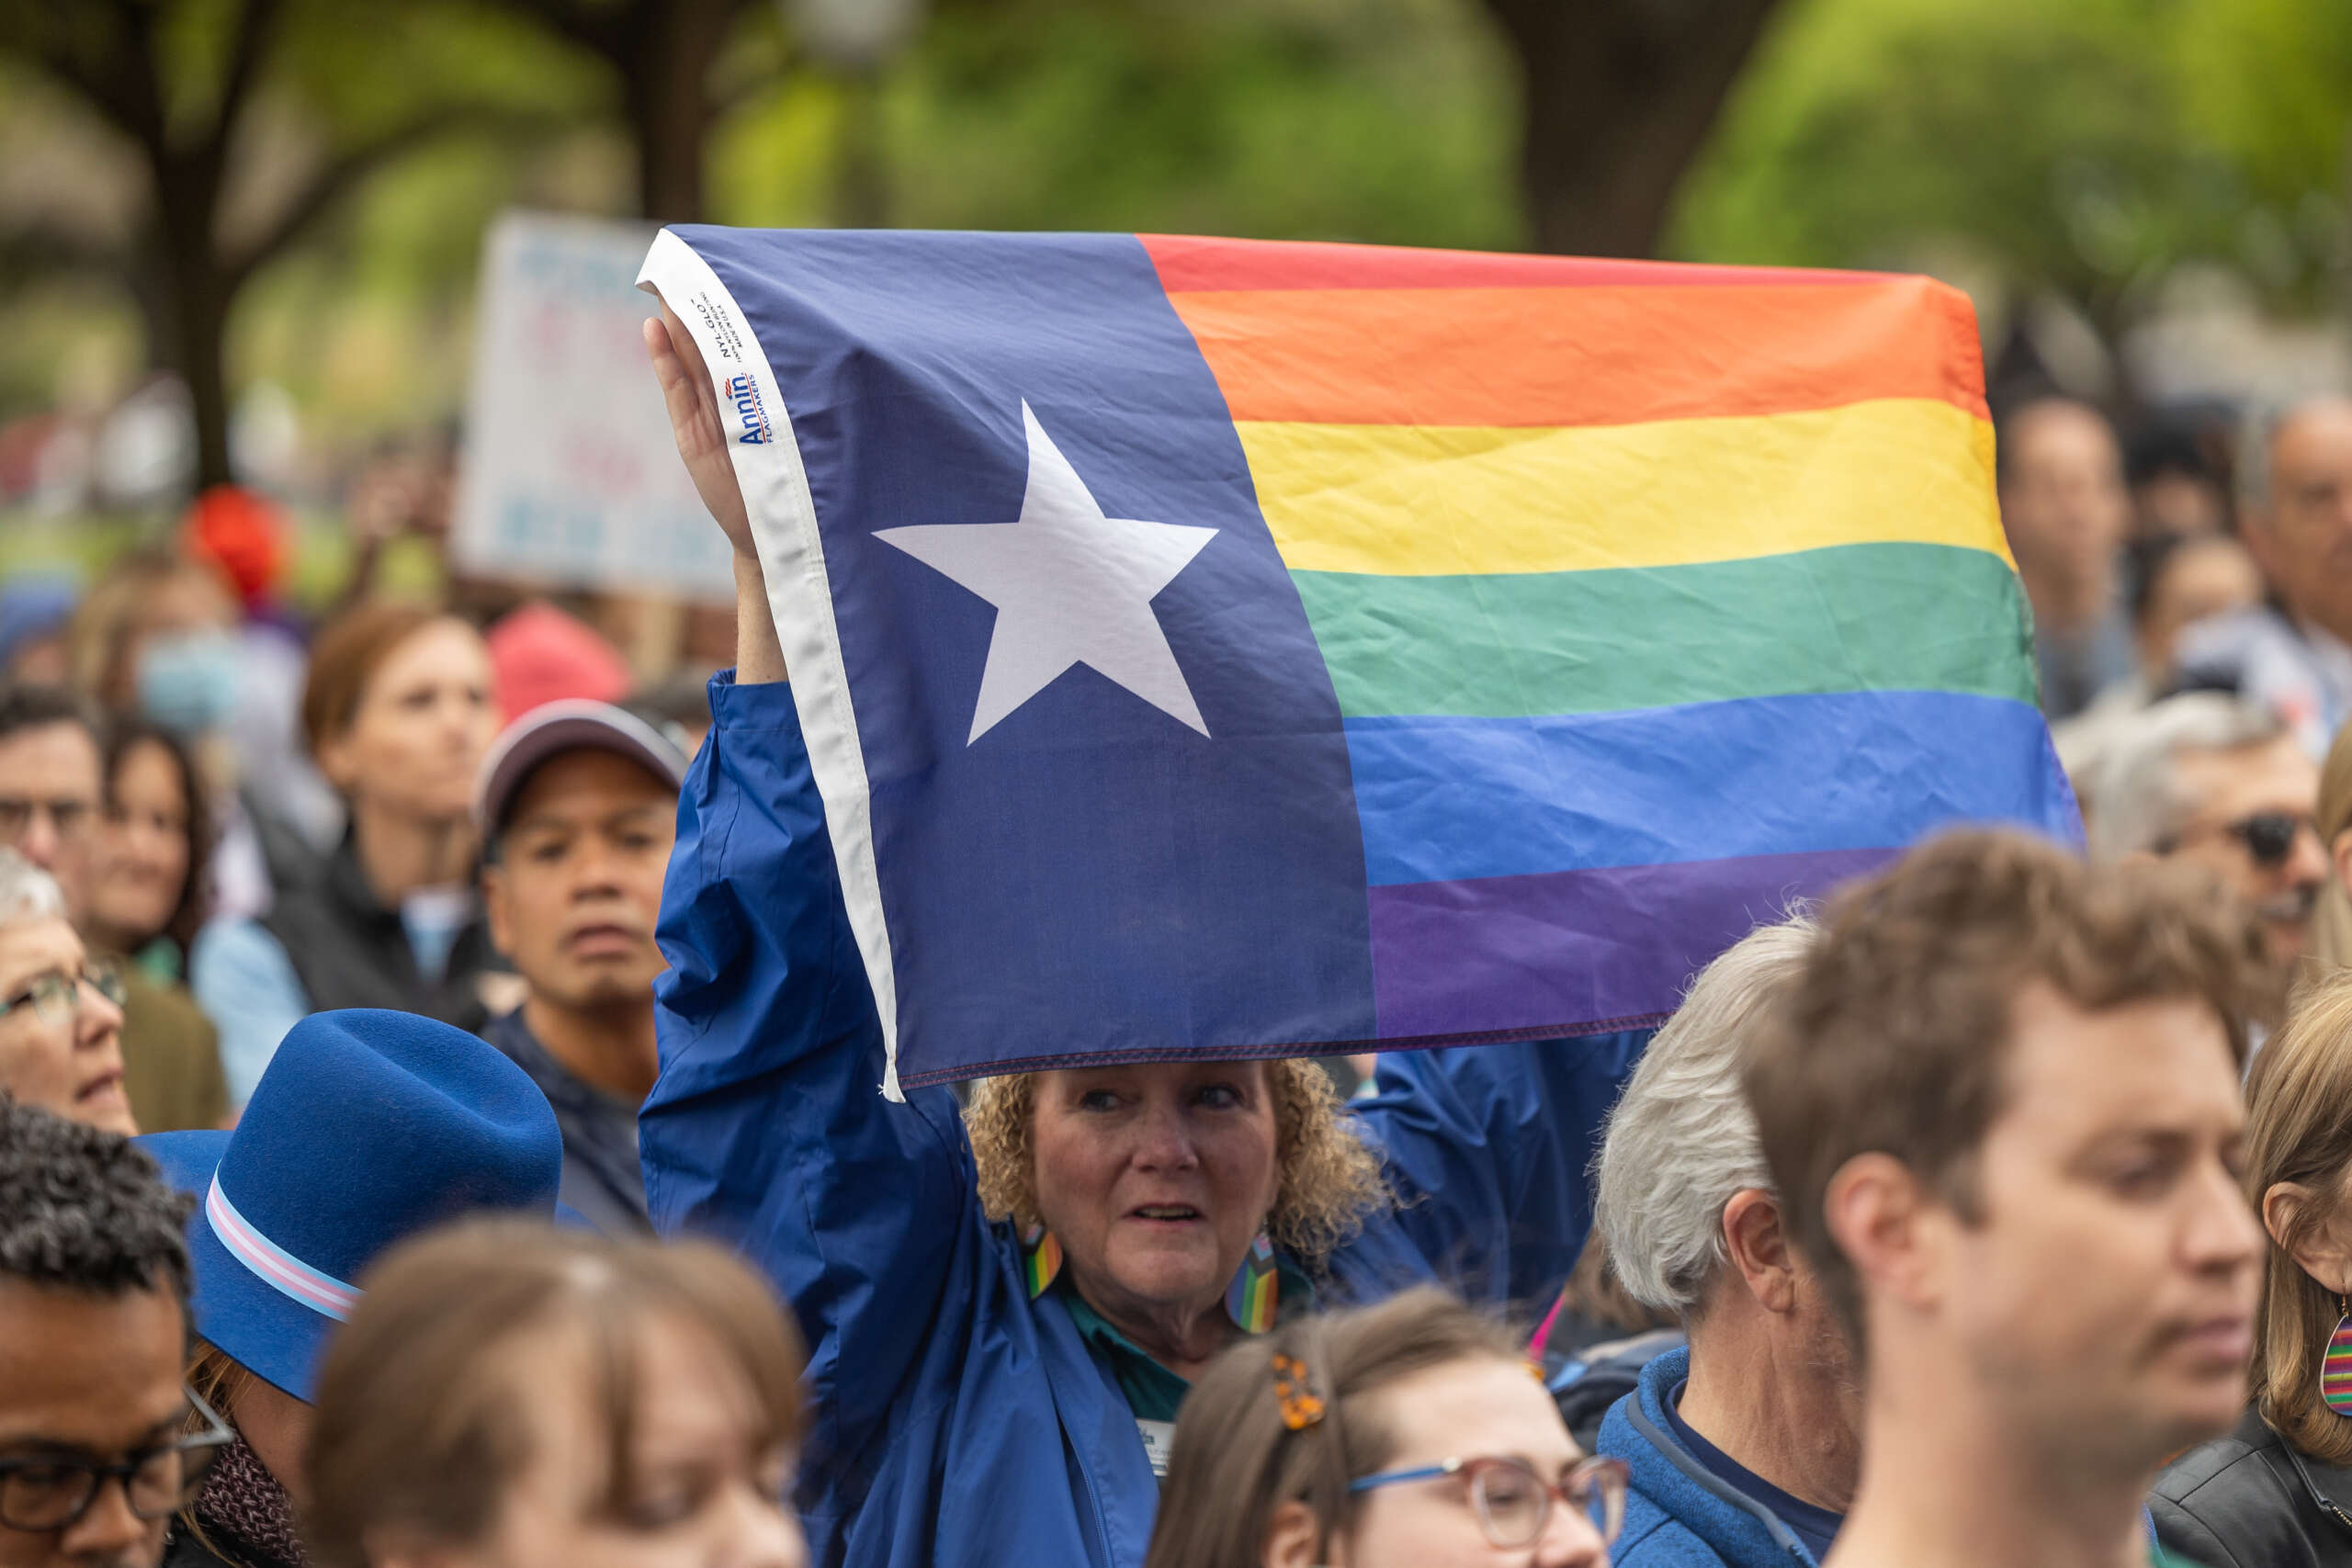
[{"x1": 639, "y1": 229, "x2": 2079, "y2": 1097}]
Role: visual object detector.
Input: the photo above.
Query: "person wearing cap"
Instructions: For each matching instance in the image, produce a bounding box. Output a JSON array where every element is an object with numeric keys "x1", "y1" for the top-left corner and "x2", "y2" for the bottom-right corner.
[
  {"x1": 136, "y1": 1008, "x2": 564, "y2": 1568},
  {"x1": 475, "y1": 699, "x2": 688, "y2": 1235}
]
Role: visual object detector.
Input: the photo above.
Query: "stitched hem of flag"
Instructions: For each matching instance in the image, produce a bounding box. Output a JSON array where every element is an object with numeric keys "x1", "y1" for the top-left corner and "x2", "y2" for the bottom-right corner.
[
  {"x1": 635, "y1": 228, "x2": 911, "y2": 1100},
  {"x1": 892, "y1": 1010, "x2": 1676, "y2": 1089}
]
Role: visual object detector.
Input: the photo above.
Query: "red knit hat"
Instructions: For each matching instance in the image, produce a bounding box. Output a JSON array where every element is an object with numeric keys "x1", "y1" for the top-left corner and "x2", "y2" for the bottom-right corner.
[{"x1": 486, "y1": 601, "x2": 632, "y2": 719}]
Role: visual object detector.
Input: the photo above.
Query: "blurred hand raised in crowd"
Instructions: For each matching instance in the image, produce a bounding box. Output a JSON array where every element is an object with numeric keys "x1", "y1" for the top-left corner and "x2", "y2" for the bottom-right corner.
[{"x1": 645, "y1": 308, "x2": 753, "y2": 561}]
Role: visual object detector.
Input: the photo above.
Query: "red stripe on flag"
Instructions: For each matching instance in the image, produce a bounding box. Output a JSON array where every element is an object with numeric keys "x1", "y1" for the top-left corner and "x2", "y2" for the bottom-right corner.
[
  {"x1": 1163, "y1": 279, "x2": 1985, "y2": 428},
  {"x1": 1139, "y1": 233, "x2": 1891, "y2": 293}
]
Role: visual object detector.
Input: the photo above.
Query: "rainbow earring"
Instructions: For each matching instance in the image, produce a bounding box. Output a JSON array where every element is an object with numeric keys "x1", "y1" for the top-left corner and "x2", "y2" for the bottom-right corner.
[
  {"x1": 2324, "y1": 1297, "x2": 2352, "y2": 1416},
  {"x1": 1227, "y1": 1233, "x2": 1278, "y2": 1334},
  {"x1": 1021, "y1": 1224, "x2": 1063, "y2": 1298}
]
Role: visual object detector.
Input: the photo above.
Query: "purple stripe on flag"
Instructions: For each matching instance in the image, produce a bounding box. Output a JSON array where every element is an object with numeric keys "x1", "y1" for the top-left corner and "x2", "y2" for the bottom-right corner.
[{"x1": 1367, "y1": 848, "x2": 1900, "y2": 1040}]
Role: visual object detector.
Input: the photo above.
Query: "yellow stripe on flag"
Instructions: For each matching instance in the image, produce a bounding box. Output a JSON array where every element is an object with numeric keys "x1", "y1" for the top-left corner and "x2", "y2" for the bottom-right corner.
[{"x1": 1238, "y1": 398, "x2": 2006, "y2": 578}]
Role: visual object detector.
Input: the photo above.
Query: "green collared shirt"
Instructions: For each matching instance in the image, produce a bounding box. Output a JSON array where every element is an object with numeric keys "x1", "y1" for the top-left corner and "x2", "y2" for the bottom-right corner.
[{"x1": 1056, "y1": 1253, "x2": 1318, "y2": 1422}]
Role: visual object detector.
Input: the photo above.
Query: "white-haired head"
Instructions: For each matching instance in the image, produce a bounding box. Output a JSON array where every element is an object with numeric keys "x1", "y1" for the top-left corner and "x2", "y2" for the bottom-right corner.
[
  {"x1": 2086, "y1": 694, "x2": 2287, "y2": 864},
  {"x1": 0, "y1": 848, "x2": 63, "y2": 930},
  {"x1": 1594, "y1": 912, "x2": 1819, "y2": 1319}
]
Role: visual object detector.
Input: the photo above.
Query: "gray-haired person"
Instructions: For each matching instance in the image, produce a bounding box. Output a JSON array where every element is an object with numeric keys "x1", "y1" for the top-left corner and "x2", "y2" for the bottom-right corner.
[
  {"x1": 2086, "y1": 693, "x2": 2324, "y2": 1020},
  {"x1": 2172, "y1": 396, "x2": 2352, "y2": 758},
  {"x1": 0, "y1": 845, "x2": 134, "y2": 1134},
  {"x1": 1591, "y1": 915, "x2": 1858, "y2": 1568},
  {"x1": 0, "y1": 1098, "x2": 223, "y2": 1568}
]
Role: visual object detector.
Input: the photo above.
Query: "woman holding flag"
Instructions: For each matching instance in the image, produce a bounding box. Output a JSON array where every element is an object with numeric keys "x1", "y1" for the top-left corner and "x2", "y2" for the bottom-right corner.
[{"x1": 639, "y1": 304, "x2": 1641, "y2": 1568}]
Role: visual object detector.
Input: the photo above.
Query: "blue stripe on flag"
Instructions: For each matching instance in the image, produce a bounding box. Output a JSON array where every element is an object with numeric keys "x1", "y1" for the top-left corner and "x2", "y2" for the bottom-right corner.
[{"x1": 1345, "y1": 691, "x2": 2075, "y2": 887}]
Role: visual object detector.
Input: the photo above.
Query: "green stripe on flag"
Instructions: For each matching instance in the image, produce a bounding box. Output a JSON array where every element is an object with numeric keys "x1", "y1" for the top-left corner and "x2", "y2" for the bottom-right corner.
[{"x1": 1293, "y1": 541, "x2": 2035, "y2": 720}]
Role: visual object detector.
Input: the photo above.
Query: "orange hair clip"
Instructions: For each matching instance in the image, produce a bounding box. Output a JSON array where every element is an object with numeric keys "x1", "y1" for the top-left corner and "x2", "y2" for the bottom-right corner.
[{"x1": 1272, "y1": 1351, "x2": 1326, "y2": 1431}]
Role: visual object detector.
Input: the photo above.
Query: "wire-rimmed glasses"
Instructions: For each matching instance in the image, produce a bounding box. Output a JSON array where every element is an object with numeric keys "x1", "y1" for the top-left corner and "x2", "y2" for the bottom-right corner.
[{"x1": 1, "y1": 957, "x2": 129, "y2": 1028}]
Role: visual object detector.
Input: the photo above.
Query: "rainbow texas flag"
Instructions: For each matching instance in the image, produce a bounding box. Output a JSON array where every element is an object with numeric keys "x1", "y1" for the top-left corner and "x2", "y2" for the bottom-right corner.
[{"x1": 639, "y1": 229, "x2": 2077, "y2": 1094}]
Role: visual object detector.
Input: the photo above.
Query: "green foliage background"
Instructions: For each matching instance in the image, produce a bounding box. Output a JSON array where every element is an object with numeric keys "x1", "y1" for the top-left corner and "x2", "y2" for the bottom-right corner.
[{"x1": 3, "y1": 0, "x2": 2348, "y2": 445}]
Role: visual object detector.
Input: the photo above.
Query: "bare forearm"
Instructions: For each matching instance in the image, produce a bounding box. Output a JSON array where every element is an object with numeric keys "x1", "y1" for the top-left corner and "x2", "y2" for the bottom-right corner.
[{"x1": 734, "y1": 552, "x2": 788, "y2": 684}]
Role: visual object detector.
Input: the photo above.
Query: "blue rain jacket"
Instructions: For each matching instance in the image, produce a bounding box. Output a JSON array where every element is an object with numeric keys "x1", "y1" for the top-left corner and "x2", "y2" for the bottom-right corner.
[{"x1": 644, "y1": 674, "x2": 1646, "y2": 1568}]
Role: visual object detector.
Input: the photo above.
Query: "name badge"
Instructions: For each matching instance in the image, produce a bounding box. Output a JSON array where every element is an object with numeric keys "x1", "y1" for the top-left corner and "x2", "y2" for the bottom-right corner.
[{"x1": 1136, "y1": 1418, "x2": 1176, "y2": 1479}]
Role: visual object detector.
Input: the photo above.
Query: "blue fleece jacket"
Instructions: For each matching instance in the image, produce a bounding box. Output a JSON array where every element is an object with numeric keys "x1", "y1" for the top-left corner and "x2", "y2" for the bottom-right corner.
[{"x1": 1597, "y1": 1348, "x2": 1825, "y2": 1568}]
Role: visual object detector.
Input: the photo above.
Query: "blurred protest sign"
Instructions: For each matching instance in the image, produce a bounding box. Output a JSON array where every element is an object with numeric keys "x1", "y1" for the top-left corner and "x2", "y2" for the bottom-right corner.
[{"x1": 454, "y1": 211, "x2": 733, "y2": 600}]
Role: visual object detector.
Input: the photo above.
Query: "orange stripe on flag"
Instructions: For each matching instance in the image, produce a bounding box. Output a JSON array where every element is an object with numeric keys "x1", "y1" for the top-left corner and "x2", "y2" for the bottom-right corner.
[{"x1": 1162, "y1": 281, "x2": 1985, "y2": 429}]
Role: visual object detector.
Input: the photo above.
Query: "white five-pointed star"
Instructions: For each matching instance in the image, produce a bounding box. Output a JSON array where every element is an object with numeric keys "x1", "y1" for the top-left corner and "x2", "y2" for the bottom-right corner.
[{"x1": 876, "y1": 401, "x2": 1219, "y2": 744}]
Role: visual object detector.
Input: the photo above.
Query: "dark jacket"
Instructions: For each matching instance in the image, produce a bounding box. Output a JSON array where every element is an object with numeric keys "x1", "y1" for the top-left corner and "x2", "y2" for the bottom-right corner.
[
  {"x1": 161, "y1": 1526, "x2": 265, "y2": 1568},
  {"x1": 2154, "y1": 1405, "x2": 2352, "y2": 1568},
  {"x1": 483, "y1": 1008, "x2": 650, "y2": 1235},
  {"x1": 259, "y1": 829, "x2": 493, "y2": 1032}
]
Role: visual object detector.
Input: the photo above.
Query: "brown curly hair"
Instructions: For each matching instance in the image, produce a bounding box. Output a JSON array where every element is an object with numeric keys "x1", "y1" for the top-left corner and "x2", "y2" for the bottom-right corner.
[{"x1": 965, "y1": 1059, "x2": 1388, "y2": 1264}]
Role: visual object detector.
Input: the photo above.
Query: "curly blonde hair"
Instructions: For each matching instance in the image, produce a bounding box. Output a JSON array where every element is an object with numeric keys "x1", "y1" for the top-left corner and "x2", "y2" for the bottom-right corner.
[{"x1": 965, "y1": 1059, "x2": 1388, "y2": 1264}]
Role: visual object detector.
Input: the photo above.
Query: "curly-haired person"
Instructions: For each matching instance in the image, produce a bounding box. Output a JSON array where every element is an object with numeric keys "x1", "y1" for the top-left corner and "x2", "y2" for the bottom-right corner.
[
  {"x1": 1747, "y1": 830, "x2": 2267, "y2": 1568},
  {"x1": 638, "y1": 305, "x2": 1648, "y2": 1568},
  {"x1": 0, "y1": 1096, "x2": 218, "y2": 1568}
]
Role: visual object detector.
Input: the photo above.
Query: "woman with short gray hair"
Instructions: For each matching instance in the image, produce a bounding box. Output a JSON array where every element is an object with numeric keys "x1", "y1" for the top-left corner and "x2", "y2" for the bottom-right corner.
[{"x1": 0, "y1": 845, "x2": 134, "y2": 1133}]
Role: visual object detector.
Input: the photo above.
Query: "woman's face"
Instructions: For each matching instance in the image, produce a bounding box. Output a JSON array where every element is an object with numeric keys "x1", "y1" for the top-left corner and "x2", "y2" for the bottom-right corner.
[
  {"x1": 0, "y1": 915, "x2": 130, "y2": 1134},
  {"x1": 2135, "y1": 535, "x2": 2264, "y2": 679},
  {"x1": 1030, "y1": 1060, "x2": 1281, "y2": 1326},
  {"x1": 89, "y1": 739, "x2": 189, "y2": 947},
  {"x1": 447, "y1": 1314, "x2": 805, "y2": 1568},
  {"x1": 321, "y1": 620, "x2": 497, "y2": 824},
  {"x1": 1317, "y1": 1358, "x2": 1606, "y2": 1568},
  {"x1": 109, "y1": 570, "x2": 234, "y2": 711}
]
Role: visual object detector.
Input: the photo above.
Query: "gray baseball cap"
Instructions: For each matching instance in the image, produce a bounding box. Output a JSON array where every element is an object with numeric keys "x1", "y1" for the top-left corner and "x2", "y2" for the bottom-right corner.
[{"x1": 473, "y1": 699, "x2": 689, "y2": 836}]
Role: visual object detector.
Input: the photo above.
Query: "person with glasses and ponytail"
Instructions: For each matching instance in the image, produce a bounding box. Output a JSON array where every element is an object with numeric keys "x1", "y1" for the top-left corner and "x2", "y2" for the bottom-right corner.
[
  {"x1": 1146, "y1": 1288, "x2": 1623, "y2": 1568},
  {"x1": 2155, "y1": 968, "x2": 2352, "y2": 1565},
  {"x1": 2086, "y1": 693, "x2": 2327, "y2": 1028}
]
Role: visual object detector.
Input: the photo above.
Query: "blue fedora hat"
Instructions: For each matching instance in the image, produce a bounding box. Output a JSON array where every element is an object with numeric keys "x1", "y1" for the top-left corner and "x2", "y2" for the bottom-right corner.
[{"x1": 140, "y1": 1009, "x2": 563, "y2": 1403}]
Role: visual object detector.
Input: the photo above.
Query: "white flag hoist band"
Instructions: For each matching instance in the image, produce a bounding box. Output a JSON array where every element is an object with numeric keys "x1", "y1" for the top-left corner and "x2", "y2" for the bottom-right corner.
[{"x1": 204, "y1": 1174, "x2": 360, "y2": 1323}]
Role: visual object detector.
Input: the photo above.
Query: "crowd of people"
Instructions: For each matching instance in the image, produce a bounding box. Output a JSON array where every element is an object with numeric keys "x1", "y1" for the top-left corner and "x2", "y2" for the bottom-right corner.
[{"x1": 2, "y1": 316, "x2": 2352, "y2": 1568}]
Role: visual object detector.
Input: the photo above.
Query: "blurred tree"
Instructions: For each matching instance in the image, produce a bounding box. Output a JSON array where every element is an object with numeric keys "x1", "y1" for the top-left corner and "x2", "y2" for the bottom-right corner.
[
  {"x1": 1482, "y1": 0, "x2": 1787, "y2": 257},
  {"x1": 0, "y1": 0, "x2": 583, "y2": 488},
  {"x1": 866, "y1": 0, "x2": 1521, "y2": 248},
  {"x1": 483, "y1": 0, "x2": 770, "y2": 221},
  {"x1": 1668, "y1": 0, "x2": 2352, "y2": 323}
]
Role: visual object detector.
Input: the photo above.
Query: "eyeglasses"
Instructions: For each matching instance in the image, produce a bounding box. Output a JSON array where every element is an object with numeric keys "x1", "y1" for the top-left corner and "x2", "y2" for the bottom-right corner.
[
  {"x1": 1, "y1": 958, "x2": 128, "y2": 1027},
  {"x1": 1349, "y1": 1453, "x2": 1629, "y2": 1550},
  {"x1": 0, "y1": 1386, "x2": 233, "y2": 1534},
  {"x1": 0, "y1": 797, "x2": 93, "y2": 847},
  {"x1": 2159, "y1": 809, "x2": 2316, "y2": 869}
]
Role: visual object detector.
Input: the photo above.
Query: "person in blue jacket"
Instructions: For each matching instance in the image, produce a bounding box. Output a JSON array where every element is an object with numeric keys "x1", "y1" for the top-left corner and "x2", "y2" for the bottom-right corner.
[
  {"x1": 639, "y1": 310, "x2": 1645, "y2": 1568},
  {"x1": 1588, "y1": 919, "x2": 1854, "y2": 1568}
]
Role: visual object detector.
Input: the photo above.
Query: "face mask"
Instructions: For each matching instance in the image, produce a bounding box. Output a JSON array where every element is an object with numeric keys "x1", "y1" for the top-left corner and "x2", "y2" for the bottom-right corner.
[{"x1": 137, "y1": 627, "x2": 240, "y2": 737}]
